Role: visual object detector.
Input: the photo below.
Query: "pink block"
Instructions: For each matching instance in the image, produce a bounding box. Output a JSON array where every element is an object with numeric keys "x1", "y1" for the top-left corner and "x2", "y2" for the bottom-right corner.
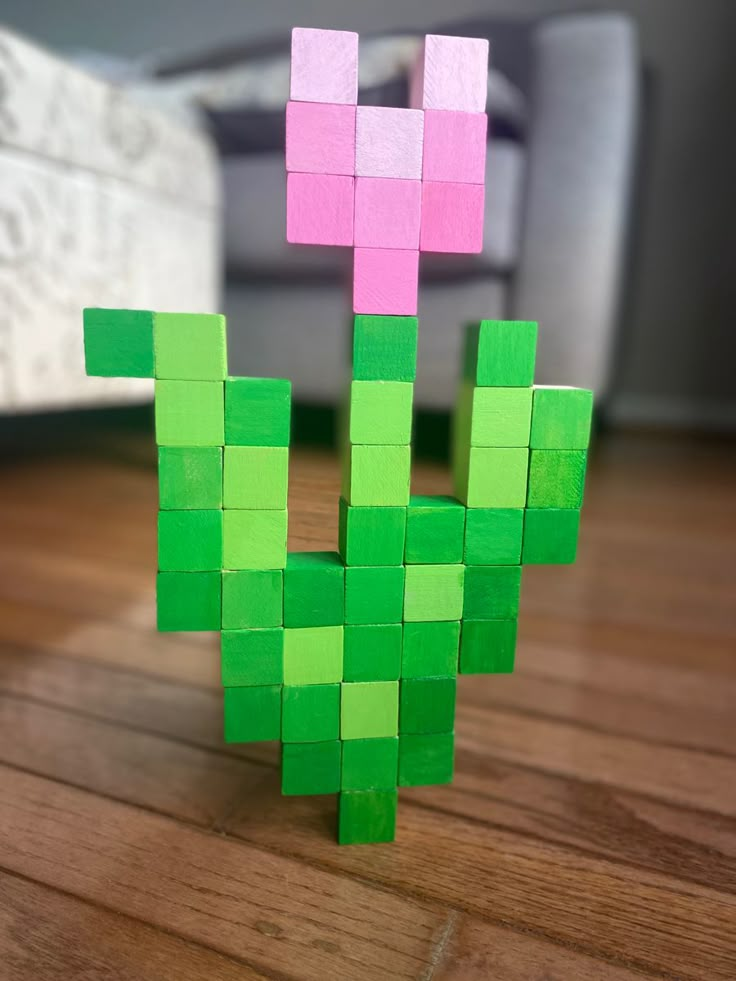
[
  {"x1": 287, "y1": 173, "x2": 354, "y2": 247},
  {"x1": 290, "y1": 28, "x2": 358, "y2": 105},
  {"x1": 420, "y1": 181, "x2": 485, "y2": 254},
  {"x1": 354, "y1": 178, "x2": 421, "y2": 250},
  {"x1": 423, "y1": 110, "x2": 488, "y2": 184},
  {"x1": 410, "y1": 34, "x2": 489, "y2": 113},
  {"x1": 286, "y1": 101, "x2": 356, "y2": 175},
  {"x1": 353, "y1": 248, "x2": 419, "y2": 315},
  {"x1": 355, "y1": 106, "x2": 424, "y2": 179}
]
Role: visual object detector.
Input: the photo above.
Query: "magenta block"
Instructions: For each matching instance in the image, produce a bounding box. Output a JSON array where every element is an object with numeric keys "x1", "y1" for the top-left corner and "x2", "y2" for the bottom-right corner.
[
  {"x1": 287, "y1": 173, "x2": 354, "y2": 247},
  {"x1": 286, "y1": 102, "x2": 356, "y2": 176},
  {"x1": 420, "y1": 181, "x2": 485, "y2": 254},
  {"x1": 410, "y1": 34, "x2": 489, "y2": 113},
  {"x1": 423, "y1": 110, "x2": 488, "y2": 184},
  {"x1": 354, "y1": 178, "x2": 421, "y2": 250},
  {"x1": 355, "y1": 106, "x2": 424, "y2": 180},
  {"x1": 353, "y1": 248, "x2": 419, "y2": 315},
  {"x1": 290, "y1": 28, "x2": 358, "y2": 105}
]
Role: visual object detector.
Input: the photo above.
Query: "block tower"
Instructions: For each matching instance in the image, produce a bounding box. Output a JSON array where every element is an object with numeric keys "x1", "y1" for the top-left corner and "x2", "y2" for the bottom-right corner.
[{"x1": 82, "y1": 27, "x2": 593, "y2": 845}]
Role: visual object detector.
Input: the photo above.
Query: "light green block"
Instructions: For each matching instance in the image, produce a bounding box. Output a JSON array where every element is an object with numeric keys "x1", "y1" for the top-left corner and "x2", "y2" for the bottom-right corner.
[
  {"x1": 341, "y1": 681, "x2": 399, "y2": 739},
  {"x1": 223, "y1": 446, "x2": 288, "y2": 509},
  {"x1": 403, "y1": 565, "x2": 465, "y2": 622},
  {"x1": 221, "y1": 628, "x2": 283, "y2": 685},
  {"x1": 155, "y1": 380, "x2": 224, "y2": 447},
  {"x1": 283, "y1": 626, "x2": 343, "y2": 685},
  {"x1": 469, "y1": 387, "x2": 532, "y2": 447},
  {"x1": 530, "y1": 387, "x2": 593, "y2": 449},
  {"x1": 158, "y1": 446, "x2": 223, "y2": 510},
  {"x1": 153, "y1": 312, "x2": 227, "y2": 380},
  {"x1": 349, "y1": 381, "x2": 413, "y2": 445},
  {"x1": 457, "y1": 447, "x2": 529, "y2": 508},
  {"x1": 342, "y1": 445, "x2": 411, "y2": 506},
  {"x1": 222, "y1": 509, "x2": 287, "y2": 569},
  {"x1": 527, "y1": 450, "x2": 587, "y2": 509}
]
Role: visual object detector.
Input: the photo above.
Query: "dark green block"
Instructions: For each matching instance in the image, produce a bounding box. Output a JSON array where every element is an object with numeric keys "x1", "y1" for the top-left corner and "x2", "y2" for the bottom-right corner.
[
  {"x1": 158, "y1": 446, "x2": 223, "y2": 510},
  {"x1": 338, "y1": 499, "x2": 406, "y2": 566},
  {"x1": 463, "y1": 320, "x2": 537, "y2": 387},
  {"x1": 459, "y1": 619, "x2": 517, "y2": 674},
  {"x1": 284, "y1": 551, "x2": 345, "y2": 627},
  {"x1": 405, "y1": 495, "x2": 465, "y2": 564},
  {"x1": 464, "y1": 565, "x2": 522, "y2": 619},
  {"x1": 338, "y1": 789, "x2": 398, "y2": 844},
  {"x1": 221, "y1": 569, "x2": 283, "y2": 629},
  {"x1": 343, "y1": 624, "x2": 402, "y2": 681},
  {"x1": 157, "y1": 509, "x2": 223, "y2": 571},
  {"x1": 83, "y1": 307, "x2": 154, "y2": 378},
  {"x1": 523, "y1": 509, "x2": 581, "y2": 564},
  {"x1": 345, "y1": 566, "x2": 405, "y2": 625},
  {"x1": 527, "y1": 450, "x2": 587, "y2": 509},
  {"x1": 464, "y1": 508, "x2": 524, "y2": 565},
  {"x1": 341, "y1": 737, "x2": 399, "y2": 790},
  {"x1": 156, "y1": 571, "x2": 221, "y2": 631},
  {"x1": 282, "y1": 741, "x2": 341, "y2": 795},
  {"x1": 402, "y1": 621, "x2": 459, "y2": 678},
  {"x1": 398, "y1": 732, "x2": 454, "y2": 786},
  {"x1": 399, "y1": 677, "x2": 456, "y2": 734},
  {"x1": 225, "y1": 377, "x2": 291, "y2": 446},
  {"x1": 530, "y1": 387, "x2": 593, "y2": 449},
  {"x1": 352, "y1": 315, "x2": 418, "y2": 382},
  {"x1": 224, "y1": 685, "x2": 281, "y2": 742},
  {"x1": 282, "y1": 684, "x2": 340, "y2": 742},
  {"x1": 221, "y1": 628, "x2": 283, "y2": 685}
]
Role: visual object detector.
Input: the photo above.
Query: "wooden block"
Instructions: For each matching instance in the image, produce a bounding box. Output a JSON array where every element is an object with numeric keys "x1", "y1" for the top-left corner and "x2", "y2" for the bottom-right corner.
[
  {"x1": 352, "y1": 314, "x2": 418, "y2": 381},
  {"x1": 338, "y1": 789, "x2": 398, "y2": 844},
  {"x1": 83, "y1": 308, "x2": 154, "y2": 378},
  {"x1": 527, "y1": 450, "x2": 587, "y2": 509},
  {"x1": 153, "y1": 312, "x2": 227, "y2": 381},
  {"x1": 284, "y1": 551, "x2": 345, "y2": 627},
  {"x1": 341, "y1": 737, "x2": 399, "y2": 790},
  {"x1": 343, "y1": 624, "x2": 403, "y2": 682},
  {"x1": 287, "y1": 172, "x2": 354, "y2": 246},
  {"x1": 410, "y1": 34, "x2": 489, "y2": 112},
  {"x1": 282, "y1": 684, "x2": 340, "y2": 742},
  {"x1": 354, "y1": 177, "x2": 422, "y2": 250},
  {"x1": 463, "y1": 566, "x2": 521, "y2": 620},
  {"x1": 420, "y1": 180, "x2": 484, "y2": 253},
  {"x1": 341, "y1": 681, "x2": 399, "y2": 739},
  {"x1": 422, "y1": 109, "x2": 487, "y2": 184},
  {"x1": 522, "y1": 508, "x2": 581, "y2": 564},
  {"x1": 349, "y1": 380, "x2": 414, "y2": 445},
  {"x1": 530, "y1": 386, "x2": 594, "y2": 449},
  {"x1": 220, "y1": 628, "x2": 283, "y2": 685},
  {"x1": 355, "y1": 106, "x2": 424, "y2": 179},
  {"x1": 157, "y1": 509, "x2": 223, "y2": 572},
  {"x1": 224, "y1": 377, "x2": 291, "y2": 447},
  {"x1": 223, "y1": 446, "x2": 288, "y2": 510},
  {"x1": 290, "y1": 27, "x2": 358, "y2": 105},
  {"x1": 282, "y1": 741, "x2": 341, "y2": 795},
  {"x1": 345, "y1": 566, "x2": 405, "y2": 625},
  {"x1": 156, "y1": 571, "x2": 221, "y2": 632},
  {"x1": 353, "y1": 248, "x2": 419, "y2": 316},
  {"x1": 399, "y1": 677, "x2": 456, "y2": 734},
  {"x1": 223, "y1": 686, "x2": 281, "y2": 743},
  {"x1": 404, "y1": 564, "x2": 465, "y2": 623},
  {"x1": 459, "y1": 619, "x2": 517, "y2": 674},
  {"x1": 468, "y1": 387, "x2": 532, "y2": 447},
  {"x1": 342, "y1": 444, "x2": 411, "y2": 507},
  {"x1": 463, "y1": 320, "x2": 537, "y2": 387},
  {"x1": 222, "y1": 509, "x2": 288, "y2": 569},
  {"x1": 402, "y1": 621, "x2": 460, "y2": 678},
  {"x1": 221, "y1": 569, "x2": 283, "y2": 630},
  {"x1": 464, "y1": 508, "x2": 524, "y2": 565},
  {"x1": 283, "y1": 626, "x2": 343, "y2": 685},
  {"x1": 405, "y1": 495, "x2": 466, "y2": 564},
  {"x1": 398, "y1": 732, "x2": 454, "y2": 786},
  {"x1": 338, "y1": 499, "x2": 407, "y2": 566},
  {"x1": 155, "y1": 380, "x2": 224, "y2": 447},
  {"x1": 455, "y1": 446, "x2": 529, "y2": 508},
  {"x1": 285, "y1": 101, "x2": 356, "y2": 175},
  {"x1": 158, "y1": 446, "x2": 222, "y2": 510}
]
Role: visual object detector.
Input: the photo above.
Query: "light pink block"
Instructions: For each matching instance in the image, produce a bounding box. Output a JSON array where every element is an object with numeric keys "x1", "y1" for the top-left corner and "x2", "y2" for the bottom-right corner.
[
  {"x1": 353, "y1": 248, "x2": 419, "y2": 315},
  {"x1": 287, "y1": 173, "x2": 354, "y2": 247},
  {"x1": 285, "y1": 101, "x2": 356, "y2": 175},
  {"x1": 420, "y1": 181, "x2": 485, "y2": 254},
  {"x1": 423, "y1": 110, "x2": 488, "y2": 184},
  {"x1": 354, "y1": 178, "x2": 421, "y2": 250},
  {"x1": 410, "y1": 34, "x2": 489, "y2": 113},
  {"x1": 290, "y1": 28, "x2": 358, "y2": 105},
  {"x1": 355, "y1": 106, "x2": 424, "y2": 179}
]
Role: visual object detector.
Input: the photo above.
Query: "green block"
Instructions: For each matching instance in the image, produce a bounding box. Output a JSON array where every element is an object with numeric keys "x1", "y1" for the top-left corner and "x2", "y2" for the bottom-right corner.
[
  {"x1": 402, "y1": 621, "x2": 459, "y2": 678},
  {"x1": 405, "y1": 496, "x2": 465, "y2": 564},
  {"x1": 156, "y1": 571, "x2": 221, "y2": 632},
  {"x1": 224, "y1": 685, "x2": 281, "y2": 742},
  {"x1": 345, "y1": 566, "x2": 405, "y2": 625},
  {"x1": 463, "y1": 320, "x2": 537, "y2": 387},
  {"x1": 343, "y1": 624, "x2": 402, "y2": 681},
  {"x1": 398, "y1": 732, "x2": 454, "y2": 786},
  {"x1": 459, "y1": 619, "x2": 517, "y2": 674},
  {"x1": 349, "y1": 381, "x2": 413, "y2": 445},
  {"x1": 530, "y1": 386, "x2": 593, "y2": 449},
  {"x1": 157, "y1": 509, "x2": 222, "y2": 571},
  {"x1": 341, "y1": 737, "x2": 399, "y2": 790},
  {"x1": 522, "y1": 508, "x2": 581, "y2": 564},
  {"x1": 225, "y1": 377, "x2": 291, "y2": 446},
  {"x1": 455, "y1": 446, "x2": 529, "y2": 508},
  {"x1": 153, "y1": 312, "x2": 227, "y2": 381},
  {"x1": 284, "y1": 551, "x2": 345, "y2": 627},
  {"x1": 283, "y1": 626, "x2": 343, "y2": 685},
  {"x1": 338, "y1": 499, "x2": 406, "y2": 566},
  {"x1": 158, "y1": 446, "x2": 223, "y2": 510},
  {"x1": 222, "y1": 509, "x2": 287, "y2": 569},
  {"x1": 463, "y1": 565, "x2": 522, "y2": 619},
  {"x1": 282, "y1": 684, "x2": 340, "y2": 742},
  {"x1": 155, "y1": 380, "x2": 224, "y2": 447},
  {"x1": 223, "y1": 446, "x2": 288, "y2": 509},
  {"x1": 338, "y1": 789, "x2": 397, "y2": 844},
  {"x1": 282, "y1": 741, "x2": 341, "y2": 795},
  {"x1": 221, "y1": 569, "x2": 283, "y2": 629},
  {"x1": 464, "y1": 508, "x2": 523, "y2": 565},
  {"x1": 403, "y1": 565, "x2": 465, "y2": 622},
  {"x1": 399, "y1": 678, "x2": 456, "y2": 734},
  {"x1": 469, "y1": 386, "x2": 533, "y2": 447},
  {"x1": 352, "y1": 315, "x2": 417, "y2": 382},
  {"x1": 221, "y1": 628, "x2": 283, "y2": 685},
  {"x1": 342, "y1": 445, "x2": 411, "y2": 507},
  {"x1": 341, "y1": 681, "x2": 399, "y2": 739},
  {"x1": 527, "y1": 450, "x2": 587, "y2": 509},
  {"x1": 83, "y1": 307, "x2": 154, "y2": 378}
]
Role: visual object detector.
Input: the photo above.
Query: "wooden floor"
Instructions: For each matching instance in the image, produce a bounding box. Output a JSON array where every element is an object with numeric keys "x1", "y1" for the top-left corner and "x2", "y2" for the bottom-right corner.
[{"x1": 0, "y1": 429, "x2": 734, "y2": 980}]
